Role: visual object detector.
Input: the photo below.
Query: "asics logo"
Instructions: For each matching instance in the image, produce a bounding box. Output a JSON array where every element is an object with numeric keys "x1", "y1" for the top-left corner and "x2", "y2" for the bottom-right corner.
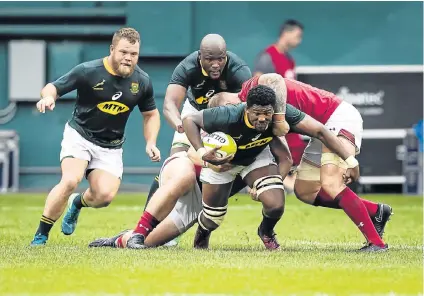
[{"x1": 112, "y1": 91, "x2": 123, "y2": 101}]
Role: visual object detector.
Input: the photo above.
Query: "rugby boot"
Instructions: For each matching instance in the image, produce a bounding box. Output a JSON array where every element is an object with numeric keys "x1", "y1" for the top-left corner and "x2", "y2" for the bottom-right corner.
[
  {"x1": 88, "y1": 230, "x2": 129, "y2": 248},
  {"x1": 258, "y1": 226, "x2": 281, "y2": 250},
  {"x1": 371, "y1": 203, "x2": 393, "y2": 238},
  {"x1": 193, "y1": 226, "x2": 211, "y2": 249},
  {"x1": 126, "y1": 233, "x2": 147, "y2": 249},
  {"x1": 359, "y1": 243, "x2": 389, "y2": 252},
  {"x1": 61, "y1": 193, "x2": 81, "y2": 235},
  {"x1": 30, "y1": 233, "x2": 48, "y2": 246}
]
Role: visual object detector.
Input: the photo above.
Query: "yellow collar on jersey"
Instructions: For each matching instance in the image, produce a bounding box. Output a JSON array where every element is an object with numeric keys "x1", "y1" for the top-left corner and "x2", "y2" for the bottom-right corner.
[
  {"x1": 243, "y1": 111, "x2": 254, "y2": 129},
  {"x1": 103, "y1": 57, "x2": 118, "y2": 76}
]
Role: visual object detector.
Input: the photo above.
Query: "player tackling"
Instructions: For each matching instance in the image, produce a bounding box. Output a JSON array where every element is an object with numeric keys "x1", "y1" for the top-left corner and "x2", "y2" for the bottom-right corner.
[{"x1": 213, "y1": 75, "x2": 391, "y2": 251}]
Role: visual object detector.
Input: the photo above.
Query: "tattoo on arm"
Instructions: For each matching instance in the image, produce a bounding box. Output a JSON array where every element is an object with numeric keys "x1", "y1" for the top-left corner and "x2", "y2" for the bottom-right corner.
[{"x1": 258, "y1": 73, "x2": 287, "y2": 113}]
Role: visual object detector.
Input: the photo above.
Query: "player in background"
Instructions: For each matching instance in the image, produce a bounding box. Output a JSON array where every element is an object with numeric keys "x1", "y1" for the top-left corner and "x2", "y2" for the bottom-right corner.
[
  {"x1": 31, "y1": 28, "x2": 161, "y2": 245},
  {"x1": 139, "y1": 34, "x2": 252, "y2": 225},
  {"x1": 254, "y1": 19, "x2": 306, "y2": 192}
]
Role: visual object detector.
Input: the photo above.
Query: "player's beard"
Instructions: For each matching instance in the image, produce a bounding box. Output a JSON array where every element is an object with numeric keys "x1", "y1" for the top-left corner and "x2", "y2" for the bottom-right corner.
[
  {"x1": 117, "y1": 63, "x2": 135, "y2": 78},
  {"x1": 255, "y1": 122, "x2": 269, "y2": 132},
  {"x1": 111, "y1": 56, "x2": 135, "y2": 78}
]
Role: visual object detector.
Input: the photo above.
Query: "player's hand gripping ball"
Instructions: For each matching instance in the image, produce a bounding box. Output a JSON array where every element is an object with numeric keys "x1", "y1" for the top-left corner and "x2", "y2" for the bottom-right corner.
[{"x1": 202, "y1": 132, "x2": 237, "y2": 158}]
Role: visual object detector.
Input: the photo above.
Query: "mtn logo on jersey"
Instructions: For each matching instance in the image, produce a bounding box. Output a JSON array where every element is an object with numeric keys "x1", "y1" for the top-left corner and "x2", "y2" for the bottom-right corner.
[
  {"x1": 97, "y1": 101, "x2": 129, "y2": 115},
  {"x1": 238, "y1": 137, "x2": 273, "y2": 150}
]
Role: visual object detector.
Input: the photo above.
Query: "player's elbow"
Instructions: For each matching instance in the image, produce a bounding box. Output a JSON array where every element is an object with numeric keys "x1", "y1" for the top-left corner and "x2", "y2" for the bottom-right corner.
[
  {"x1": 315, "y1": 127, "x2": 329, "y2": 144},
  {"x1": 41, "y1": 83, "x2": 58, "y2": 98},
  {"x1": 143, "y1": 109, "x2": 160, "y2": 122}
]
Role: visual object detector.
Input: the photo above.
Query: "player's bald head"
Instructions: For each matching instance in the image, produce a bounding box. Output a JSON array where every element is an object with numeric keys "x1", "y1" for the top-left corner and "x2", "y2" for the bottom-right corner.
[
  {"x1": 208, "y1": 92, "x2": 241, "y2": 108},
  {"x1": 199, "y1": 34, "x2": 227, "y2": 80},
  {"x1": 200, "y1": 34, "x2": 227, "y2": 53}
]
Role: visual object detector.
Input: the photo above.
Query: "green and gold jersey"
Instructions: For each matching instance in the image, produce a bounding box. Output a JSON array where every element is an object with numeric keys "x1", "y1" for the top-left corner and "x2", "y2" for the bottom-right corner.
[
  {"x1": 169, "y1": 51, "x2": 251, "y2": 110},
  {"x1": 52, "y1": 57, "x2": 157, "y2": 149},
  {"x1": 202, "y1": 103, "x2": 305, "y2": 166}
]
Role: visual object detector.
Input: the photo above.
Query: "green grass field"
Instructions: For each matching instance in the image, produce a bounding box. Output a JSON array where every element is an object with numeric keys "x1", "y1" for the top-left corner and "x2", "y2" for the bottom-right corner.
[{"x1": 0, "y1": 193, "x2": 422, "y2": 296}]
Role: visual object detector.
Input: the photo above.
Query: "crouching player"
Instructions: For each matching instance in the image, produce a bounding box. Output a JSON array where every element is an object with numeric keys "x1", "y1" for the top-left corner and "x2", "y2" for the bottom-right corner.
[{"x1": 88, "y1": 149, "x2": 248, "y2": 248}]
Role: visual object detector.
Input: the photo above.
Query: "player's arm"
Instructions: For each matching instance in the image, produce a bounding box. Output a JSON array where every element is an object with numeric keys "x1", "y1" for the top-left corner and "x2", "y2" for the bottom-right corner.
[
  {"x1": 288, "y1": 105, "x2": 360, "y2": 181},
  {"x1": 257, "y1": 73, "x2": 289, "y2": 136},
  {"x1": 163, "y1": 62, "x2": 188, "y2": 133},
  {"x1": 182, "y1": 111, "x2": 204, "y2": 151},
  {"x1": 291, "y1": 115, "x2": 351, "y2": 160},
  {"x1": 139, "y1": 79, "x2": 161, "y2": 162},
  {"x1": 183, "y1": 107, "x2": 233, "y2": 166},
  {"x1": 269, "y1": 136, "x2": 293, "y2": 180},
  {"x1": 37, "y1": 63, "x2": 84, "y2": 113}
]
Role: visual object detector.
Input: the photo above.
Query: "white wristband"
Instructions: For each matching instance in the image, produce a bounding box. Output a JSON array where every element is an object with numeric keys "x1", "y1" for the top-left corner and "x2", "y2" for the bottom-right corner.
[{"x1": 345, "y1": 156, "x2": 359, "y2": 168}]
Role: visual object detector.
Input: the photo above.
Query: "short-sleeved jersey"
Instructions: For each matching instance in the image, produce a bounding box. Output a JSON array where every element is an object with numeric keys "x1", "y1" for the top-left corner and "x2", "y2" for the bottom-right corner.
[
  {"x1": 254, "y1": 45, "x2": 296, "y2": 79},
  {"x1": 52, "y1": 57, "x2": 157, "y2": 149},
  {"x1": 169, "y1": 51, "x2": 251, "y2": 111},
  {"x1": 238, "y1": 76, "x2": 342, "y2": 124},
  {"x1": 202, "y1": 103, "x2": 305, "y2": 166}
]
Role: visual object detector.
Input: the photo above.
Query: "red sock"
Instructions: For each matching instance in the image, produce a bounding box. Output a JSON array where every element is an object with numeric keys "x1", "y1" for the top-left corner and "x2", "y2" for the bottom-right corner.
[
  {"x1": 314, "y1": 189, "x2": 379, "y2": 217},
  {"x1": 313, "y1": 189, "x2": 341, "y2": 209},
  {"x1": 116, "y1": 235, "x2": 124, "y2": 248},
  {"x1": 337, "y1": 187, "x2": 385, "y2": 247},
  {"x1": 134, "y1": 211, "x2": 160, "y2": 237},
  {"x1": 359, "y1": 198, "x2": 379, "y2": 217}
]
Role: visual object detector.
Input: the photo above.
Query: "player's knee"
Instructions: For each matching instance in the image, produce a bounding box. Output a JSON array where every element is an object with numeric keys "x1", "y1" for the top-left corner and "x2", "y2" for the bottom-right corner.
[
  {"x1": 59, "y1": 175, "x2": 81, "y2": 193},
  {"x1": 293, "y1": 179, "x2": 321, "y2": 205},
  {"x1": 198, "y1": 202, "x2": 228, "y2": 232},
  {"x1": 263, "y1": 199, "x2": 285, "y2": 219},
  {"x1": 293, "y1": 186, "x2": 314, "y2": 205},
  {"x1": 87, "y1": 187, "x2": 116, "y2": 208},
  {"x1": 320, "y1": 175, "x2": 343, "y2": 198}
]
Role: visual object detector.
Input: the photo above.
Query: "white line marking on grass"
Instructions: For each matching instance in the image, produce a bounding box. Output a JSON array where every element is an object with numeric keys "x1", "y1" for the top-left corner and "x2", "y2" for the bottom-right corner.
[
  {"x1": 0, "y1": 205, "x2": 422, "y2": 212},
  {"x1": 2, "y1": 293, "x2": 423, "y2": 296},
  {"x1": 286, "y1": 240, "x2": 423, "y2": 250}
]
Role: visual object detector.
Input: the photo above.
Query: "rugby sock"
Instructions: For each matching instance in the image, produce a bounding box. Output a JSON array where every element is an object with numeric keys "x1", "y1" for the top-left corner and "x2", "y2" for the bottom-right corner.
[
  {"x1": 336, "y1": 187, "x2": 385, "y2": 247},
  {"x1": 313, "y1": 189, "x2": 379, "y2": 216},
  {"x1": 360, "y1": 199, "x2": 379, "y2": 217},
  {"x1": 115, "y1": 235, "x2": 125, "y2": 248},
  {"x1": 134, "y1": 211, "x2": 160, "y2": 237},
  {"x1": 73, "y1": 192, "x2": 88, "y2": 210},
  {"x1": 36, "y1": 215, "x2": 56, "y2": 236},
  {"x1": 144, "y1": 176, "x2": 160, "y2": 211},
  {"x1": 259, "y1": 210, "x2": 281, "y2": 236},
  {"x1": 313, "y1": 189, "x2": 342, "y2": 209}
]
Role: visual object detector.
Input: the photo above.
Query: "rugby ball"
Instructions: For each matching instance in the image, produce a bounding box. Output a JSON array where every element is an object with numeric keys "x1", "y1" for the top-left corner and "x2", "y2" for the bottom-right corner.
[{"x1": 202, "y1": 132, "x2": 237, "y2": 158}]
